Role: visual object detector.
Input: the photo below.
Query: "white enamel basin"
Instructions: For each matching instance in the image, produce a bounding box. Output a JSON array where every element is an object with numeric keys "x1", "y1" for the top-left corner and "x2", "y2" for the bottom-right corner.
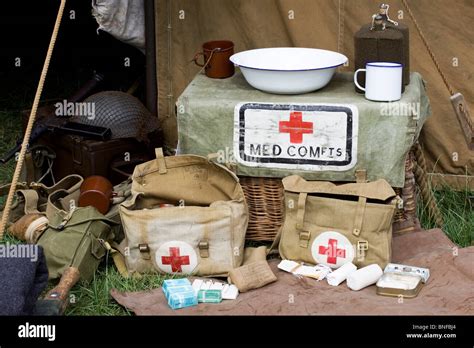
[{"x1": 230, "y1": 47, "x2": 348, "y2": 94}]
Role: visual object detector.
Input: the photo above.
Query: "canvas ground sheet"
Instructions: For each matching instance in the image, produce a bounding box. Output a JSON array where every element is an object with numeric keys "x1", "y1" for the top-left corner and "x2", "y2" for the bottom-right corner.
[
  {"x1": 154, "y1": 0, "x2": 474, "y2": 189},
  {"x1": 176, "y1": 72, "x2": 429, "y2": 187},
  {"x1": 111, "y1": 229, "x2": 474, "y2": 315}
]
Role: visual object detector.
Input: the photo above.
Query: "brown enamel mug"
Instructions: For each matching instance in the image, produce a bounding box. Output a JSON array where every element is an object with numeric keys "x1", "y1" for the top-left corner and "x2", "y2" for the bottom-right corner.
[
  {"x1": 78, "y1": 175, "x2": 113, "y2": 215},
  {"x1": 194, "y1": 40, "x2": 235, "y2": 78}
]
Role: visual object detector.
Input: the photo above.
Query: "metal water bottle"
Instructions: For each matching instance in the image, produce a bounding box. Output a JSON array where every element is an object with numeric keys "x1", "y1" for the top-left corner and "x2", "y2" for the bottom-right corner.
[{"x1": 354, "y1": 4, "x2": 410, "y2": 93}]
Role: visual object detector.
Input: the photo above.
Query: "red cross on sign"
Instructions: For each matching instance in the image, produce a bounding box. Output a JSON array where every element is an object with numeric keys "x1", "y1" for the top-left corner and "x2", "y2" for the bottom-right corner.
[
  {"x1": 318, "y1": 238, "x2": 346, "y2": 264},
  {"x1": 279, "y1": 111, "x2": 313, "y2": 144},
  {"x1": 161, "y1": 247, "x2": 190, "y2": 272}
]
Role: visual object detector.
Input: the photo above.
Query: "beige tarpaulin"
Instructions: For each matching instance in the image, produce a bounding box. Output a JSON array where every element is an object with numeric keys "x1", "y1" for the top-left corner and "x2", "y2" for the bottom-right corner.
[
  {"x1": 154, "y1": 0, "x2": 473, "y2": 189},
  {"x1": 111, "y1": 229, "x2": 474, "y2": 315}
]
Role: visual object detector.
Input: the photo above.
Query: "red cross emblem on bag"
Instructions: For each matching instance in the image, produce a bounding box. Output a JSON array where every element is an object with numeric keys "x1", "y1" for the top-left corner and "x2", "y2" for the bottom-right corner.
[
  {"x1": 161, "y1": 247, "x2": 190, "y2": 272},
  {"x1": 156, "y1": 241, "x2": 198, "y2": 274},
  {"x1": 311, "y1": 231, "x2": 355, "y2": 269},
  {"x1": 279, "y1": 111, "x2": 313, "y2": 144}
]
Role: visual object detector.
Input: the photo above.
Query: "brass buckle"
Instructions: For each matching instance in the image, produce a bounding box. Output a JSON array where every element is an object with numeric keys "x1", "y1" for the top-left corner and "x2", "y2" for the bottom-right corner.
[
  {"x1": 299, "y1": 231, "x2": 310, "y2": 241},
  {"x1": 356, "y1": 240, "x2": 369, "y2": 262},
  {"x1": 357, "y1": 240, "x2": 369, "y2": 251},
  {"x1": 138, "y1": 244, "x2": 150, "y2": 253},
  {"x1": 199, "y1": 240, "x2": 209, "y2": 258},
  {"x1": 198, "y1": 240, "x2": 209, "y2": 250},
  {"x1": 299, "y1": 231, "x2": 311, "y2": 248}
]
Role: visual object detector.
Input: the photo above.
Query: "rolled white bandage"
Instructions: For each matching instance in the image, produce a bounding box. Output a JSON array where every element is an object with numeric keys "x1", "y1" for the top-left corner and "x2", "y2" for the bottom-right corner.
[
  {"x1": 326, "y1": 262, "x2": 357, "y2": 286},
  {"x1": 347, "y1": 264, "x2": 383, "y2": 291},
  {"x1": 25, "y1": 216, "x2": 49, "y2": 243}
]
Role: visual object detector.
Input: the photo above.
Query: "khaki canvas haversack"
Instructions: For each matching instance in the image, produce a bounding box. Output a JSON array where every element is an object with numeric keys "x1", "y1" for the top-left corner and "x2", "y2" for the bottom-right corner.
[
  {"x1": 119, "y1": 149, "x2": 249, "y2": 276},
  {"x1": 279, "y1": 175, "x2": 398, "y2": 269}
]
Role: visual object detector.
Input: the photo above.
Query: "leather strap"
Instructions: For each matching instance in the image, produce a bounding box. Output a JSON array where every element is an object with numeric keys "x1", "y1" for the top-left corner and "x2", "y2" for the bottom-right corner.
[
  {"x1": 25, "y1": 153, "x2": 36, "y2": 184},
  {"x1": 155, "y1": 148, "x2": 168, "y2": 174}
]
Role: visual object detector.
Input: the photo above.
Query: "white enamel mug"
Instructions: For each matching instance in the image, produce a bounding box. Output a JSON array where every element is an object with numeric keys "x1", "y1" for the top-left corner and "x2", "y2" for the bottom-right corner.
[{"x1": 354, "y1": 62, "x2": 403, "y2": 102}]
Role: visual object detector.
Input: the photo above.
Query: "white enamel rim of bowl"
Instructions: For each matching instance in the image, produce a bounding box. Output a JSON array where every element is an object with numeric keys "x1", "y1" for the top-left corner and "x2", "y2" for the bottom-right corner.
[{"x1": 230, "y1": 47, "x2": 348, "y2": 72}]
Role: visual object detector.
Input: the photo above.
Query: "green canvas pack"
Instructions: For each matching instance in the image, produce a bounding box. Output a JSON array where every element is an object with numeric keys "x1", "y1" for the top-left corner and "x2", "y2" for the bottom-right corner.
[
  {"x1": 176, "y1": 72, "x2": 430, "y2": 187},
  {"x1": 37, "y1": 206, "x2": 117, "y2": 283}
]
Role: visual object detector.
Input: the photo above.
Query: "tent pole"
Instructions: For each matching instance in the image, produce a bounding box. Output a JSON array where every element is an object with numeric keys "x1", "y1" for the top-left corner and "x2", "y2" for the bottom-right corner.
[{"x1": 145, "y1": 0, "x2": 158, "y2": 118}]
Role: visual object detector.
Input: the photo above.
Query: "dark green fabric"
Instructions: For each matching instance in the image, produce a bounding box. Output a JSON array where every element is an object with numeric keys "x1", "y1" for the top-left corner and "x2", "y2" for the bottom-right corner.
[
  {"x1": 176, "y1": 71, "x2": 430, "y2": 187},
  {"x1": 37, "y1": 206, "x2": 117, "y2": 283}
]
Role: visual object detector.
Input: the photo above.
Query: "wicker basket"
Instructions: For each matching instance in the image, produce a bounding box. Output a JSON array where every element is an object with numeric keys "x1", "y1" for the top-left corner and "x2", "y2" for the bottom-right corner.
[
  {"x1": 240, "y1": 177, "x2": 284, "y2": 241},
  {"x1": 393, "y1": 151, "x2": 421, "y2": 234},
  {"x1": 241, "y1": 153, "x2": 420, "y2": 242}
]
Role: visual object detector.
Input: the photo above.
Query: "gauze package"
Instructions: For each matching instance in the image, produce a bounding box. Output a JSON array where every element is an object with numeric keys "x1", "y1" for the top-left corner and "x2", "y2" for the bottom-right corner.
[{"x1": 228, "y1": 260, "x2": 277, "y2": 292}]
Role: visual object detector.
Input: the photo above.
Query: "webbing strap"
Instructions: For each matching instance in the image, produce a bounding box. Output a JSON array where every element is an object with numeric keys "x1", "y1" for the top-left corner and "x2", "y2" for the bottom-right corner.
[
  {"x1": 16, "y1": 190, "x2": 41, "y2": 215},
  {"x1": 296, "y1": 193, "x2": 310, "y2": 248},
  {"x1": 352, "y1": 196, "x2": 366, "y2": 237},
  {"x1": 155, "y1": 148, "x2": 168, "y2": 174}
]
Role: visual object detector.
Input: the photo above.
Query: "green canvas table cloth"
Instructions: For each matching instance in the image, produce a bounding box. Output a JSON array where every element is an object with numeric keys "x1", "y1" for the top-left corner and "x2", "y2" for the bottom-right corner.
[{"x1": 176, "y1": 71, "x2": 430, "y2": 187}]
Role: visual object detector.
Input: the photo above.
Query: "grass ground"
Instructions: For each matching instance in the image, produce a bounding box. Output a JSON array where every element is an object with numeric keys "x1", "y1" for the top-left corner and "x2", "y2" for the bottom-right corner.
[{"x1": 0, "y1": 84, "x2": 473, "y2": 315}]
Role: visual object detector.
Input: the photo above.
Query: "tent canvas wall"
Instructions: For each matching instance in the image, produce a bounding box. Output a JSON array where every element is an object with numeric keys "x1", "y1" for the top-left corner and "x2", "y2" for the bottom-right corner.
[{"x1": 154, "y1": 0, "x2": 473, "y2": 189}]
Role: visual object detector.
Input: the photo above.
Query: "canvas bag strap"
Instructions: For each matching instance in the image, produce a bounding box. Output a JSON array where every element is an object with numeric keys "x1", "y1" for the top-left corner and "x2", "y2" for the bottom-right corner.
[
  {"x1": 30, "y1": 174, "x2": 83, "y2": 195},
  {"x1": 267, "y1": 192, "x2": 309, "y2": 254},
  {"x1": 16, "y1": 190, "x2": 41, "y2": 215},
  {"x1": 267, "y1": 227, "x2": 282, "y2": 255},
  {"x1": 46, "y1": 189, "x2": 81, "y2": 221},
  {"x1": 352, "y1": 170, "x2": 368, "y2": 237},
  {"x1": 155, "y1": 148, "x2": 168, "y2": 174},
  {"x1": 282, "y1": 175, "x2": 395, "y2": 201},
  {"x1": 0, "y1": 183, "x2": 26, "y2": 211},
  {"x1": 98, "y1": 239, "x2": 130, "y2": 278},
  {"x1": 296, "y1": 192, "x2": 310, "y2": 248}
]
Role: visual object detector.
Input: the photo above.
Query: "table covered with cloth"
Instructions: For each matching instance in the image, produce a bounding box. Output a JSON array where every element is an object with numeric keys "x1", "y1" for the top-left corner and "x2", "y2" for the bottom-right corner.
[{"x1": 176, "y1": 71, "x2": 430, "y2": 187}]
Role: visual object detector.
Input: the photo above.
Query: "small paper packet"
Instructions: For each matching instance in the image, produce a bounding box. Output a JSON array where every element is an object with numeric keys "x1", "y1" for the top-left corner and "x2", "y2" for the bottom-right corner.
[{"x1": 228, "y1": 260, "x2": 277, "y2": 292}]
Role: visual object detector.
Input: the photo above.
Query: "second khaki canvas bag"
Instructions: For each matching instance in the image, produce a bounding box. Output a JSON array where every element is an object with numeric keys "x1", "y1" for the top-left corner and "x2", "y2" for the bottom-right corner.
[{"x1": 279, "y1": 175, "x2": 397, "y2": 269}]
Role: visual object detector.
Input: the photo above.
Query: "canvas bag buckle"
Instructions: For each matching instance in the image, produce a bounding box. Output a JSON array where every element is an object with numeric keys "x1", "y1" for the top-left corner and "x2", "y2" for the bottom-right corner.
[{"x1": 198, "y1": 240, "x2": 209, "y2": 258}]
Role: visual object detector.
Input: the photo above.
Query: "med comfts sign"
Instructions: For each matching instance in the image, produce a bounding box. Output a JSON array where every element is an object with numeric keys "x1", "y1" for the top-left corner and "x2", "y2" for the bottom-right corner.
[{"x1": 234, "y1": 103, "x2": 359, "y2": 171}]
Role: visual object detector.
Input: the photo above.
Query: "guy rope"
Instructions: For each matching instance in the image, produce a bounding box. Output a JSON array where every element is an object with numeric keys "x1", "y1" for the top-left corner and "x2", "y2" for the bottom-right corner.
[{"x1": 0, "y1": 0, "x2": 67, "y2": 238}]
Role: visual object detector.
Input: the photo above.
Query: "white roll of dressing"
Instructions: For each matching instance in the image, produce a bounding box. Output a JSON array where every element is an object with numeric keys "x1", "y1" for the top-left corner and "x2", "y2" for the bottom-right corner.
[
  {"x1": 346, "y1": 264, "x2": 383, "y2": 291},
  {"x1": 326, "y1": 262, "x2": 357, "y2": 286}
]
